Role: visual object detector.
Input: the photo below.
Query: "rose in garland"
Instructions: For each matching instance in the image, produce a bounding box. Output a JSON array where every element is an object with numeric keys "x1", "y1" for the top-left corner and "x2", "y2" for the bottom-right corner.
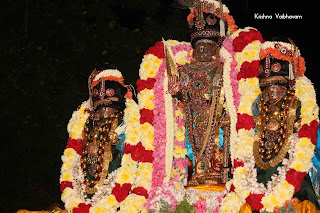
[
  {"x1": 65, "y1": 138, "x2": 83, "y2": 155},
  {"x1": 72, "y1": 203, "x2": 91, "y2": 213},
  {"x1": 139, "y1": 108, "x2": 154, "y2": 125},
  {"x1": 112, "y1": 183, "x2": 132, "y2": 203},
  {"x1": 136, "y1": 78, "x2": 156, "y2": 93}
]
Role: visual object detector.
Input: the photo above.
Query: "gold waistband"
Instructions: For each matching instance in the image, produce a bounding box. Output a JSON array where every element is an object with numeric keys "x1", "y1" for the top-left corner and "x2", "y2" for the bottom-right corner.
[{"x1": 185, "y1": 184, "x2": 226, "y2": 192}]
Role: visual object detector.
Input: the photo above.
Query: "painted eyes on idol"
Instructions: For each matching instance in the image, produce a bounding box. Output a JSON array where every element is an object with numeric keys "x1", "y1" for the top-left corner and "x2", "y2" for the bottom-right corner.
[
  {"x1": 92, "y1": 88, "x2": 99, "y2": 97},
  {"x1": 259, "y1": 62, "x2": 282, "y2": 75},
  {"x1": 92, "y1": 88, "x2": 115, "y2": 97}
]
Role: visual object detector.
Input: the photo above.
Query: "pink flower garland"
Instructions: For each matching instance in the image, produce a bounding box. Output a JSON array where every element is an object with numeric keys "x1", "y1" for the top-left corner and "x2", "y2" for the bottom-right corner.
[
  {"x1": 169, "y1": 99, "x2": 188, "y2": 183},
  {"x1": 194, "y1": 200, "x2": 207, "y2": 213},
  {"x1": 139, "y1": 42, "x2": 168, "y2": 210},
  {"x1": 151, "y1": 61, "x2": 167, "y2": 189},
  {"x1": 221, "y1": 37, "x2": 240, "y2": 110},
  {"x1": 171, "y1": 44, "x2": 193, "y2": 59},
  {"x1": 142, "y1": 41, "x2": 192, "y2": 211}
]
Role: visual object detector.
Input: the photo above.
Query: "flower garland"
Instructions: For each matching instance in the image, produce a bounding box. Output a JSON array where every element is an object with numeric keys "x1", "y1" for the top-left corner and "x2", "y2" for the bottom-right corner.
[
  {"x1": 145, "y1": 98, "x2": 189, "y2": 212},
  {"x1": 137, "y1": 40, "x2": 194, "y2": 211},
  {"x1": 220, "y1": 30, "x2": 319, "y2": 212},
  {"x1": 220, "y1": 27, "x2": 264, "y2": 213},
  {"x1": 60, "y1": 98, "x2": 144, "y2": 213},
  {"x1": 219, "y1": 37, "x2": 239, "y2": 163},
  {"x1": 146, "y1": 181, "x2": 227, "y2": 213},
  {"x1": 170, "y1": 98, "x2": 188, "y2": 185},
  {"x1": 135, "y1": 41, "x2": 164, "y2": 212},
  {"x1": 232, "y1": 76, "x2": 318, "y2": 212}
]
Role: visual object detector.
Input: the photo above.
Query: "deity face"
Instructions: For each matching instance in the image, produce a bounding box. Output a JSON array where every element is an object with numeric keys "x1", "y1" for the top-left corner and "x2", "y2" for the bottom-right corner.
[
  {"x1": 259, "y1": 58, "x2": 289, "y2": 86},
  {"x1": 259, "y1": 58, "x2": 289, "y2": 104},
  {"x1": 90, "y1": 79, "x2": 126, "y2": 119},
  {"x1": 261, "y1": 84, "x2": 287, "y2": 105},
  {"x1": 195, "y1": 41, "x2": 215, "y2": 62}
]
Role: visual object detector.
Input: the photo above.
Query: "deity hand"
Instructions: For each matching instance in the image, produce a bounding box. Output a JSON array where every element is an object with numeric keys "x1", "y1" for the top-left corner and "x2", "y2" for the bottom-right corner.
[
  {"x1": 168, "y1": 75, "x2": 180, "y2": 95},
  {"x1": 108, "y1": 130, "x2": 118, "y2": 145}
]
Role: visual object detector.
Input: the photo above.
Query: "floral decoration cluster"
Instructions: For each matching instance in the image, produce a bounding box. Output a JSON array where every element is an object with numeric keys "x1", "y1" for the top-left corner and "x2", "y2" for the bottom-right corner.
[
  {"x1": 219, "y1": 27, "x2": 264, "y2": 213},
  {"x1": 60, "y1": 26, "x2": 319, "y2": 212},
  {"x1": 220, "y1": 28, "x2": 319, "y2": 212},
  {"x1": 137, "y1": 40, "x2": 192, "y2": 211},
  {"x1": 60, "y1": 97, "x2": 152, "y2": 213}
]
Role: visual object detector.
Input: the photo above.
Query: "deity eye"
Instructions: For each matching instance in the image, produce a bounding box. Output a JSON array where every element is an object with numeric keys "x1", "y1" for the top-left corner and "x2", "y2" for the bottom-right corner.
[
  {"x1": 100, "y1": 91, "x2": 104, "y2": 97},
  {"x1": 206, "y1": 15, "x2": 217, "y2": 25},
  {"x1": 105, "y1": 88, "x2": 115, "y2": 97},
  {"x1": 280, "y1": 46, "x2": 287, "y2": 55},
  {"x1": 92, "y1": 88, "x2": 99, "y2": 97},
  {"x1": 271, "y1": 62, "x2": 281, "y2": 72}
]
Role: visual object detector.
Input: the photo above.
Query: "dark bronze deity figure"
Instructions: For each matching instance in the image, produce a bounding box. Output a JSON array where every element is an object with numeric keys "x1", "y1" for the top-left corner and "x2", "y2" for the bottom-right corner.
[
  {"x1": 169, "y1": 0, "x2": 233, "y2": 186},
  {"x1": 81, "y1": 63, "x2": 128, "y2": 196},
  {"x1": 253, "y1": 41, "x2": 320, "y2": 209}
]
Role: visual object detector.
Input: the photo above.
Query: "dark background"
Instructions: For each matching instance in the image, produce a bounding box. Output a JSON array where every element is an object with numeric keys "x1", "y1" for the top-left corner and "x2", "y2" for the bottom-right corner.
[{"x1": 1, "y1": 0, "x2": 318, "y2": 212}]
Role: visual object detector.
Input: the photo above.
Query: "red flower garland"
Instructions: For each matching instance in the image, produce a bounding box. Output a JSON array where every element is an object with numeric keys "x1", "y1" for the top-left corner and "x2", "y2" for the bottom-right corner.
[
  {"x1": 233, "y1": 29, "x2": 264, "y2": 52},
  {"x1": 233, "y1": 159, "x2": 244, "y2": 168},
  {"x1": 245, "y1": 193, "x2": 264, "y2": 211},
  {"x1": 236, "y1": 113, "x2": 255, "y2": 131},
  {"x1": 72, "y1": 203, "x2": 92, "y2": 213},
  {"x1": 60, "y1": 181, "x2": 73, "y2": 192},
  {"x1": 140, "y1": 108, "x2": 154, "y2": 125},
  {"x1": 285, "y1": 169, "x2": 306, "y2": 194},
  {"x1": 123, "y1": 142, "x2": 154, "y2": 163},
  {"x1": 299, "y1": 120, "x2": 319, "y2": 145},
  {"x1": 112, "y1": 183, "x2": 132, "y2": 203},
  {"x1": 66, "y1": 138, "x2": 83, "y2": 155},
  {"x1": 144, "y1": 41, "x2": 165, "y2": 59},
  {"x1": 137, "y1": 78, "x2": 156, "y2": 93},
  {"x1": 132, "y1": 187, "x2": 149, "y2": 199},
  {"x1": 237, "y1": 60, "x2": 260, "y2": 80}
]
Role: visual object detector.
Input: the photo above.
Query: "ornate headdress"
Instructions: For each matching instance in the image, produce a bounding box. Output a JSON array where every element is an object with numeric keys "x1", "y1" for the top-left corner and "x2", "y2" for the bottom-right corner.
[
  {"x1": 177, "y1": 0, "x2": 237, "y2": 47},
  {"x1": 259, "y1": 41, "x2": 306, "y2": 87},
  {"x1": 88, "y1": 63, "x2": 132, "y2": 108}
]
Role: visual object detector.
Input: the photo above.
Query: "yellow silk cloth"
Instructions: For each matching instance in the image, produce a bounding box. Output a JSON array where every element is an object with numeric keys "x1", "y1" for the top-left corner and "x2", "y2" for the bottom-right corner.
[
  {"x1": 296, "y1": 200, "x2": 320, "y2": 213},
  {"x1": 16, "y1": 210, "x2": 67, "y2": 213},
  {"x1": 185, "y1": 184, "x2": 226, "y2": 201},
  {"x1": 239, "y1": 203, "x2": 252, "y2": 213},
  {"x1": 185, "y1": 184, "x2": 226, "y2": 192},
  {"x1": 16, "y1": 203, "x2": 67, "y2": 213},
  {"x1": 239, "y1": 200, "x2": 320, "y2": 213}
]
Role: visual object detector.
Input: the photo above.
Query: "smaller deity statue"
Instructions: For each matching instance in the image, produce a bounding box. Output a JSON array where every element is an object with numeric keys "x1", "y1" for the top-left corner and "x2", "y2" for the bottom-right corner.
[
  {"x1": 253, "y1": 40, "x2": 320, "y2": 210},
  {"x1": 81, "y1": 63, "x2": 130, "y2": 197}
]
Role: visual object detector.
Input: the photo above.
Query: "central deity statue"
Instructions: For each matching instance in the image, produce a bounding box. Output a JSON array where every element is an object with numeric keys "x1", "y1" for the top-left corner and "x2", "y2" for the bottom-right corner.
[{"x1": 169, "y1": 0, "x2": 236, "y2": 186}]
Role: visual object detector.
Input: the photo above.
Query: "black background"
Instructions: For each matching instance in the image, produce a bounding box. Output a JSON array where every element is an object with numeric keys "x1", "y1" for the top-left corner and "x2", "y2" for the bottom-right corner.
[{"x1": 1, "y1": 0, "x2": 318, "y2": 212}]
